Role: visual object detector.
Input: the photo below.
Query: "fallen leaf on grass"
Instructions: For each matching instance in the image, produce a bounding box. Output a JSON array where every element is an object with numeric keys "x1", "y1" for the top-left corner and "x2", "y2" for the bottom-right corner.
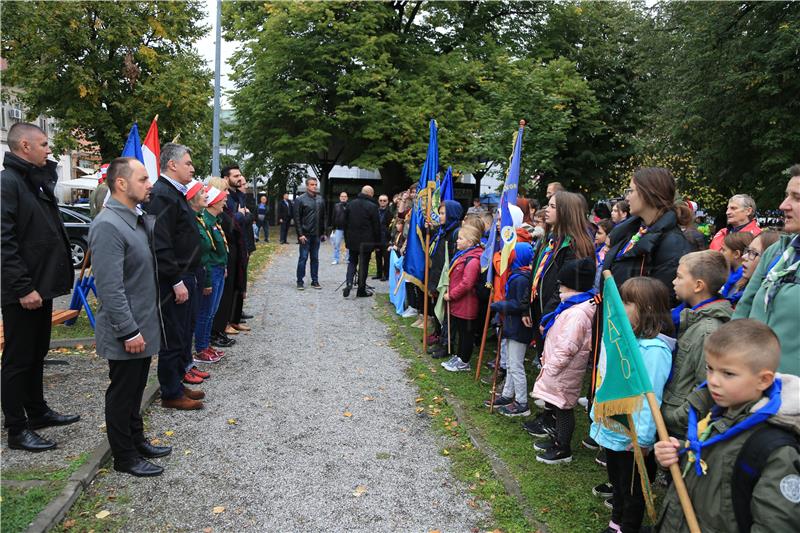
[
  {"x1": 76, "y1": 344, "x2": 84, "y2": 350},
  {"x1": 415, "y1": 407, "x2": 424, "y2": 414},
  {"x1": 442, "y1": 449, "x2": 450, "y2": 456},
  {"x1": 212, "y1": 506, "x2": 225, "y2": 514},
  {"x1": 63, "y1": 519, "x2": 76, "y2": 528},
  {"x1": 227, "y1": 418, "x2": 238, "y2": 425},
  {"x1": 95, "y1": 510, "x2": 111, "y2": 519},
  {"x1": 352, "y1": 485, "x2": 367, "y2": 497},
  {"x1": 415, "y1": 397, "x2": 424, "y2": 403},
  {"x1": 467, "y1": 499, "x2": 478, "y2": 509},
  {"x1": 164, "y1": 430, "x2": 174, "y2": 437},
  {"x1": 343, "y1": 411, "x2": 353, "y2": 418}
]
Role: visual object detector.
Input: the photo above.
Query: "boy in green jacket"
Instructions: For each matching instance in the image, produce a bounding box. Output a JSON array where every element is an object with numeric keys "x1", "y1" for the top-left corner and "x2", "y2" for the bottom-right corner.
[
  {"x1": 654, "y1": 320, "x2": 800, "y2": 532},
  {"x1": 664, "y1": 250, "x2": 732, "y2": 437}
]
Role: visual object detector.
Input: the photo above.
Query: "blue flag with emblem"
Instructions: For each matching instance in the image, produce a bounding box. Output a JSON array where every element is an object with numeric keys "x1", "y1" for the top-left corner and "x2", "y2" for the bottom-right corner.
[
  {"x1": 121, "y1": 123, "x2": 144, "y2": 163},
  {"x1": 498, "y1": 125, "x2": 524, "y2": 275},
  {"x1": 404, "y1": 120, "x2": 439, "y2": 290}
]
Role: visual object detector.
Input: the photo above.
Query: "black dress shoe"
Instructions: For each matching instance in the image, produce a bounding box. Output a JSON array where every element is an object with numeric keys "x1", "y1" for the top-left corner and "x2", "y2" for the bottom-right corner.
[
  {"x1": 241, "y1": 312, "x2": 254, "y2": 319},
  {"x1": 380, "y1": 277, "x2": 389, "y2": 282},
  {"x1": 371, "y1": 275, "x2": 382, "y2": 280},
  {"x1": 28, "y1": 410, "x2": 80, "y2": 430},
  {"x1": 356, "y1": 289, "x2": 374, "y2": 297},
  {"x1": 211, "y1": 334, "x2": 235, "y2": 348},
  {"x1": 135, "y1": 440, "x2": 172, "y2": 458},
  {"x1": 114, "y1": 458, "x2": 164, "y2": 477},
  {"x1": 8, "y1": 429, "x2": 57, "y2": 452},
  {"x1": 343, "y1": 285, "x2": 351, "y2": 297}
]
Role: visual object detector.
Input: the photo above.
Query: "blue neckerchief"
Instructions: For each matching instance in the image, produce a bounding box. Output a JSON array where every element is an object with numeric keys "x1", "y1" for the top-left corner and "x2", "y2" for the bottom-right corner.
[
  {"x1": 727, "y1": 290, "x2": 744, "y2": 306},
  {"x1": 720, "y1": 266, "x2": 743, "y2": 297},
  {"x1": 449, "y1": 245, "x2": 478, "y2": 269},
  {"x1": 539, "y1": 289, "x2": 596, "y2": 339},
  {"x1": 671, "y1": 296, "x2": 722, "y2": 333},
  {"x1": 681, "y1": 377, "x2": 783, "y2": 477}
]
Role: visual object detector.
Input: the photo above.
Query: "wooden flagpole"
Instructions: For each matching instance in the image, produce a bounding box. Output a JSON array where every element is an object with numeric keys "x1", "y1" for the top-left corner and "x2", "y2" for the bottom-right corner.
[
  {"x1": 446, "y1": 301, "x2": 451, "y2": 355},
  {"x1": 474, "y1": 286, "x2": 494, "y2": 381},
  {"x1": 488, "y1": 323, "x2": 504, "y2": 413},
  {"x1": 422, "y1": 185, "x2": 432, "y2": 354}
]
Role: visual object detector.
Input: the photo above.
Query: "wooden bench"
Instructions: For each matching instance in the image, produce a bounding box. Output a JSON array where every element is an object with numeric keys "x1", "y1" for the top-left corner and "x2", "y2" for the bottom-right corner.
[{"x1": 0, "y1": 309, "x2": 80, "y2": 351}]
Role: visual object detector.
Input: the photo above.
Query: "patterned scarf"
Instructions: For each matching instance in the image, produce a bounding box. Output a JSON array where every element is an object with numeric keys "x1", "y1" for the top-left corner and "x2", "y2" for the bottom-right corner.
[
  {"x1": 763, "y1": 235, "x2": 799, "y2": 309},
  {"x1": 616, "y1": 225, "x2": 648, "y2": 259},
  {"x1": 531, "y1": 239, "x2": 555, "y2": 299}
]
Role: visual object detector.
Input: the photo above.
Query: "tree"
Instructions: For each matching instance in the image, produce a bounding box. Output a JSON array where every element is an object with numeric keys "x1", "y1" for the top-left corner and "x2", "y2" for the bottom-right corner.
[
  {"x1": 640, "y1": 1, "x2": 800, "y2": 208},
  {"x1": 1, "y1": 1, "x2": 213, "y2": 172}
]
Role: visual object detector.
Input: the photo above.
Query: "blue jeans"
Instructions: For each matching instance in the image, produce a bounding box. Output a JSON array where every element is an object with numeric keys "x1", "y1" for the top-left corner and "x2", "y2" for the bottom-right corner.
[
  {"x1": 331, "y1": 229, "x2": 347, "y2": 263},
  {"x1": 296, "y1": 236, "x2": 320, "y2": 284},
  {"x1": 194, "y1": 266, "x2": 225, "y2": 352}
]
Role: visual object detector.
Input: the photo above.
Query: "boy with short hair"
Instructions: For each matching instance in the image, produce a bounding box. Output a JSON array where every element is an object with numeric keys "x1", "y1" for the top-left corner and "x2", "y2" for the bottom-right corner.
[
  {"x1": 663, "y1": 250, "x2": 733, "y2": 436},
  {"x1": 654, "y1": 320, "x2": 800, "y2": 532}
]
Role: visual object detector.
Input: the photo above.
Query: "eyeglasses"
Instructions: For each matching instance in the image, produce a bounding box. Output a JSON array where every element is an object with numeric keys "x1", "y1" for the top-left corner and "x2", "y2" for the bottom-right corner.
[
  {"x1": 623, "y1": 188, "x2": 634, "y2": 197},
  {"x1": 742, "y1": 248, "x2": 761, "y2": 259}
]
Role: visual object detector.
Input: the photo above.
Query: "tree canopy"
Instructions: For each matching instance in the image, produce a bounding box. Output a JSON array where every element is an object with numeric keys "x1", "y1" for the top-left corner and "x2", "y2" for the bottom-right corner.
[{"x1": 1, "y1": 1, "x2": 213, "y2": 172}]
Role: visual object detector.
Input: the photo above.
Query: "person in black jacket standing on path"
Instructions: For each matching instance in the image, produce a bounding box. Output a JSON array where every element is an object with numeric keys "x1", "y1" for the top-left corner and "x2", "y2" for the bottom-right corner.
[
  {"x1": 278, "y1": 192, "x2": 293, "y2": 244},
  {"x1": 142, "y1": 143, "x2": 204, "y2": 411},
  {"x1": 344, "y1": 185, "x2": 380, "y2": 297},
  {"x1": 1, "y1": 123, "x2": 78, "y2": 452},
  {"x1": 374, "y1": 194, "x2": 392, "y2": 281},
  {"x1": 293, "y1": 177, "x2": 326, "y2": 290}
]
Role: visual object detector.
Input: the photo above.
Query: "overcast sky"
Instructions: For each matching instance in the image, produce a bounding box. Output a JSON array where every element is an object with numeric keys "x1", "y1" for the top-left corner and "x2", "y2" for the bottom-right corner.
[{"x1": 195, "y1": 0, "x2": 237, "y2": 108}]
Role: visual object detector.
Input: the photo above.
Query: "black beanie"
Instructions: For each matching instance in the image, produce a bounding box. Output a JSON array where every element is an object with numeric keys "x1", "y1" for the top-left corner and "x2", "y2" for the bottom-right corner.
[{"x1": 558, "y1": 258, "x2": 596, "y2": 293}]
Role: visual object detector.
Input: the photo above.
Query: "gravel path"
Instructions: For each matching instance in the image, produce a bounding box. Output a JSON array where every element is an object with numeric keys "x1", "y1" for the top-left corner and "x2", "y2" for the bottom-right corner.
[{"x1": 87, "y1": 243, "x2": 487, "y2": 532}]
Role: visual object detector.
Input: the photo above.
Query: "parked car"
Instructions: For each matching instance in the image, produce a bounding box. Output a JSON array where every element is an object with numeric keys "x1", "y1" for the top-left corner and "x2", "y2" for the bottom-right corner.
[{"x1": 59, "y1": 205, "x2": 91, "y2": 268}]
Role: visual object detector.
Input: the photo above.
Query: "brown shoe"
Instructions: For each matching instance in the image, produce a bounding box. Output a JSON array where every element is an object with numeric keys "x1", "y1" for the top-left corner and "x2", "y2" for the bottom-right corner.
[
  {"x1": 231, "y1": 323, "x2": 251, "y2": 332},
  {"x1": 224, "y1": 325, "x2": 239, "y2": 335},
  {"x1": 161, "y1": 396, "x2": 203, "y2": 410},
  {"x1": 182, "y1": 387, "x2": 206, "y2": 400}
]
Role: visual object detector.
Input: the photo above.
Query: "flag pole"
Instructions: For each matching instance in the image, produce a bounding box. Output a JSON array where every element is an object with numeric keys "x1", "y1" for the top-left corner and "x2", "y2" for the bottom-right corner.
[
  {"x1": 645, "y1": 392, "x2": 701, "y2": 533},
  {"x1": 474, "y1": 286, "x2": 494, "y2": 381},
  {"x1": 446, "y1": 301, "x2": 451, "y2": 355},
  {"x1": 488, "y1": 322, "x2": 504, "y2": 413},
  {"x1": 422, "y1": 185, "x2": 432, "y2": 353}
]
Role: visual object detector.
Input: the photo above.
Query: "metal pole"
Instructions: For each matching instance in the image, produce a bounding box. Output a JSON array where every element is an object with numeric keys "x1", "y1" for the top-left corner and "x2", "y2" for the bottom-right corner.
[{"x1": 211, "y1": 0, "x2": 222, "y2": 177}]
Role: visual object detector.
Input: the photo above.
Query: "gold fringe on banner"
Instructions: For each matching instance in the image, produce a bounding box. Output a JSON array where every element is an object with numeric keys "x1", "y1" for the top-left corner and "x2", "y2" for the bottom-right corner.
[{"x1": 593, "y1": 396, "x2": 644, "y2": 422}]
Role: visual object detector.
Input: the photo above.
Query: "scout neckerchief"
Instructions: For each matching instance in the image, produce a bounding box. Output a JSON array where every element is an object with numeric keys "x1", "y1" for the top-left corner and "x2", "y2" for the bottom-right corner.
[
  {"x1": 531, "y1": 237, "x2": 557, "y2": 298},
  {"x1": 720, "y1": 266, "x2": 743, "y2": 298},
  {"x1": 671, "y1": 296, "x2": 725, "y2": 334},
  {"x1": 448, "y1": 245, "x2": 479, "y2": 276},
  {"x1": 198, "y1": 211, "x2": 228, "y2": 253},
  {"x1": 539, "y1": 288, "x2": 597, "y2": 339},
  {"x1": 762, "y1": 235, "x2": 799, "y2": 309},
  {"x1": 615, "y1": 224, "x2": 648, "y2": 259},
  {"x1": 681, "y1": 377, "x2": 782, "y2": 477}
]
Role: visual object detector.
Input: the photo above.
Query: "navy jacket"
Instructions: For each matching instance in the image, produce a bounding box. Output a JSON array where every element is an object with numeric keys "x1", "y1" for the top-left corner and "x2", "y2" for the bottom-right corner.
[{"x1": 491, "y1": 270, "x2": 533, "y2": 344}]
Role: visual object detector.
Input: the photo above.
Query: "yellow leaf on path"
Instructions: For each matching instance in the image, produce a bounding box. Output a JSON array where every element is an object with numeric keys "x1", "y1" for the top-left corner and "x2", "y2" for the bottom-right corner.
[
  {"x1": 363, "y1": 396, "x2": 374, "y2": 401},
  {"x1": 95, "y1": 510, "x2": 111, "y2": 519},
  {"x1": 212, "y1": 506, "x2": 225, "y2": 514},
  {"x1": 203, "y1": 528, "x2": 213, "y2": 533},
  {"x1": 227, "y1": 419, "x2": 237, "y2": 425},
  {"x1": 164, "y1": 430, "x2": 174, "y2": 437},
  {"x1": 352, "y1": 485, "x2": 367, "y2": 497},
  {"x1": 443, "y1": 449, "x2": 450, "y2": 456},
  {"x1": 343, "y1": 411, "x2": 353, "y2": 418},
  {"x1": 184, "y1": 450, "x2": 192, "y2": 455},
  {"x1": 415, "y1": 407, "x2": 424, "y2": 414},
  {"x1": 430, "y1": 530, "x2": 442, "y2": 533}
]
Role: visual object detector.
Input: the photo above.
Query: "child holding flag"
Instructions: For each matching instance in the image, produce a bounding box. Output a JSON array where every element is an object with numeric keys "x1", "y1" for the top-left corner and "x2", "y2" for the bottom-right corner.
[
  {"x1": 441, "y1": 225, "x2": 483, "y2": 372},
  {"x1": 654, "y1": 320, "x2": 800, "y2": 532},
  {"x1": 591, "y1": 277, "x2": 674, "y2": 533},
  {"x1": 531, "y1": 258, "x2": 597, "y2": 464},
  {"x1": 485, "y1": 242, "x2": 534, "y2": 417}
]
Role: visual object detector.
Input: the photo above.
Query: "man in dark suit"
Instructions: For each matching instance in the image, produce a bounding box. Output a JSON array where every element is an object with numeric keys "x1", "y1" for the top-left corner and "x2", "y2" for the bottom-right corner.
[
  {"x1": 343, "y1": 185, "x2": 380, "y2": 297},
  {"x1": 278, "y1": 192, "x2": 292, "y2": 244},
  {"x1": 1, "y1": 123, "x2": 78, "y2": 452},
  {"x1": 374, "y1": 194, "x2": 392, "y2": 281},
  {"x1": 142, "y1": 143, "x2": 204, "y2": 410}
]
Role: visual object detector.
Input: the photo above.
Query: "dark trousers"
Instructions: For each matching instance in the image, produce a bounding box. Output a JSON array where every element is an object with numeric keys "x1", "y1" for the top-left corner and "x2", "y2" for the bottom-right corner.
[
  {"x1": 606, "y1": 448, "x2": 658, "y2": 533},
  {"x1": 1, "y1": 300, "x2": 53, "y2": 432},
  {"x1": 106, "y1": 357, "x2": 150, "y2": 464},
  {"x1": 257, "y1": 218, "x2": 269, "y2": 241},
  {"x1": 157, "y1": 273, "x2": 197, "y2": 400},
  {"x1": 279, "y1": 220, "x2": 290, "y2": 243},
  {"x1": 346, "y1": 248, "x2": 370, "y2": 291},
  {"x1": 374, "y1": 244, "x2": 389, "y2": 278},
  {"x1": 450, "y1": 316, "x2": 474, "y2": 362},
  {"x1": 296, "y1": 236, "x2": 320, "y2": 284}
]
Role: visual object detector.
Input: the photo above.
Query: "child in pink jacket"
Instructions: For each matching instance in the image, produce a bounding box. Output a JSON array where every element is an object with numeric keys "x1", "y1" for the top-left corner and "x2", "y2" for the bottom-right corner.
[{"x1": 532, "y1": 258, "x2": 597, "y2": 464}]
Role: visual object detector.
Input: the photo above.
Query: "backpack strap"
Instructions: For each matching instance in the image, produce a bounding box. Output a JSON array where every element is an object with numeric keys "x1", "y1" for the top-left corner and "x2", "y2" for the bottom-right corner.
[{"x1": 732, "y1": 425, "x2": 800, "y2": 533}]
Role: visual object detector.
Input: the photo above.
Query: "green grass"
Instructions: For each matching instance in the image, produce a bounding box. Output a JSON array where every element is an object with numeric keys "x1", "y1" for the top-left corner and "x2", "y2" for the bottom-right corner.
[
  {"x1": 1, "y1": 453, "x2": 91, "y2": 533},
  {"x1": 376, "y1": 295, "x2": 611, "y2": 533},
  {"x1": 58, "y1": 471, "x2": 130, "y2": 533},
  {"x1": 248, "y1": 229, "x2": 280, "y2": 277},
  {"x1": 50, "y1": 310, "x2": 95, "y2": 340}
]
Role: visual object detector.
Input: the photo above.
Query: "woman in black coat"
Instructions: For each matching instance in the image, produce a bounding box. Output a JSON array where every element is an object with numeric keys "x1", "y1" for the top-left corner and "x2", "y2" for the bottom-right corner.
[{"x1": 603, "y1": 167, "x2": 691, "y2": 303}]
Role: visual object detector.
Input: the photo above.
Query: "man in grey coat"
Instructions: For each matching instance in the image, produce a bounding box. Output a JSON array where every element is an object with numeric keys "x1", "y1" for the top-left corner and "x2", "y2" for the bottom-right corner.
[{"x1": 89, "y1": 158, "x2": 170, "y2": 477}]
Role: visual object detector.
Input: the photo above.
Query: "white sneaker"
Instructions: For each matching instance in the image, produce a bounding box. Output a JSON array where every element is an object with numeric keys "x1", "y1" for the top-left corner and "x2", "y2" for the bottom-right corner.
[
  {"x1": 331, "y1": 260, "x2": 338, "y2": 265},
  {"x1": 441, "y1": 355, "x2": 459, "y2": 370},
  {"x1": 401, "y1": 307, "x2": 418, "y2": 318},
  {"x1": 534, "y1": 399, "x2": 545, "y2": 409},
  {"x1": 578, "y1": 396, "x2": 589, "y2": 409},
  {"x1": 452, "y1": 357, "x2": 471, "y2": 372}
]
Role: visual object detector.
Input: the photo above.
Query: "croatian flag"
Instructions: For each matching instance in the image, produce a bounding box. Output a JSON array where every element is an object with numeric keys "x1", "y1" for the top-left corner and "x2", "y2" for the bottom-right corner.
[{"x1": 142, "y1": 117, "x2": 160, "y2": 183}]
